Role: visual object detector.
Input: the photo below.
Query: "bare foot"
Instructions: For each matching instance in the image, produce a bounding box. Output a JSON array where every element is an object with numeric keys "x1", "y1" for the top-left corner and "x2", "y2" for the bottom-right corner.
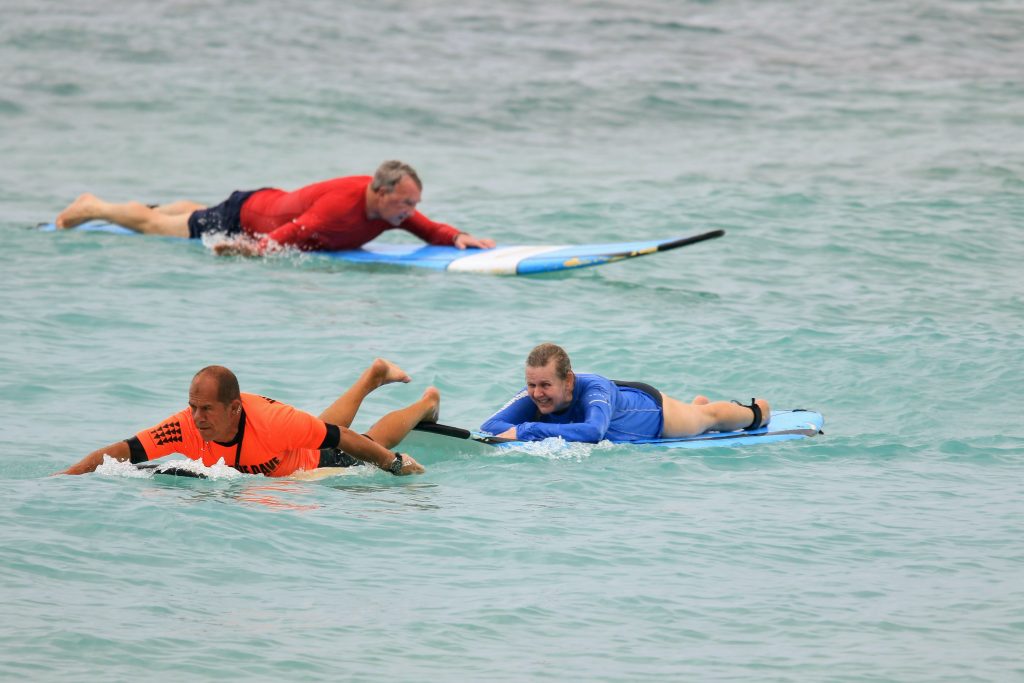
[
  {"x1": 421, "y1": 386, "x2": 441, "y2": 423},
  {"x1": 691, "y1": 395, "x2": 710, "y2": 405},
  {"x1": 369, "y1": 357, "x2": 412, "y2": 387},
  {"x1": 56, "y1": 193, "x2": 101, "y2": 229}
]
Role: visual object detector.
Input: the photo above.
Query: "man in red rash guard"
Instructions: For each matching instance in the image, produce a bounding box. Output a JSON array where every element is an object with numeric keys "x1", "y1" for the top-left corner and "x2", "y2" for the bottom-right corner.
[
  {"x1": 55, "y1": 160, "x2": 495, "y2": 255},
  {"x1": 58, "y1": 358, "x2": 435, "y2": 477}
]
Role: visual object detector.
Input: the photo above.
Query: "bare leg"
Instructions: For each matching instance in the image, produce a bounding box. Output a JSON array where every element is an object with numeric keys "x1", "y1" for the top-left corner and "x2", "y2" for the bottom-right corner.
[
  {"x1": 318, "y1": 358, "x2": 412, "y2": 427},
  {"x1": 153, "y1": 200, "x2": 206, "y2": 216},
  {"x1": 56, "y1": 193, "x2": 192, "y2": 236},
  {"x1": 365, "y1": 387, "x2": 440, "y2": 449},
  {"x1": 661, "y1": 394, "x2": 771, "y2": 437}
]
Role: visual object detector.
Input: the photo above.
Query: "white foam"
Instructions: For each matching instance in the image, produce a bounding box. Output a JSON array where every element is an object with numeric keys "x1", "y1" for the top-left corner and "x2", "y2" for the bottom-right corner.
[
  {"x1": 94, "y1": 455, "x2": 151, "y2": 478},
  {"x1": 498, "y1": 437, "x2": 617, "y2": 462},
  {"x1": 95, "y1": 455, "x2": 243, "y2": 480}
]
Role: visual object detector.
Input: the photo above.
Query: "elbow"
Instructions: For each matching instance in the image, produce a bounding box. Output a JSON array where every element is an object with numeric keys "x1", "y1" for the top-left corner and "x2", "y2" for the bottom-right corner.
[
  {"x1": 480, "y1": 419, "x2": 510, "y2": 436},
  {"x1": 575, "y1": 425, "x2": 605, "y2": 443}
]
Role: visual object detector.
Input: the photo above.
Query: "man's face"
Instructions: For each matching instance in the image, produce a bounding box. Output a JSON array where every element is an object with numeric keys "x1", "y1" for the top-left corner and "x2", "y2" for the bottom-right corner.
[
  {"x1": 188, "y1": 376, "x2": 239, "y2": 442},
  {"x1": 525, "y1": 361, "x2": 575, "y2": 414},
  {"x1": 375, "y1": 175, "x2": 422, "y2": 226}
]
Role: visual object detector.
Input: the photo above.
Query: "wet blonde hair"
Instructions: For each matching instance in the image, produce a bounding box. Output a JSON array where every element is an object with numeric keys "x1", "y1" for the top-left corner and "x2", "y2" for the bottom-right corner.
[{"x1": 526, "y1": 343, "x2": 572, "y2": 380}]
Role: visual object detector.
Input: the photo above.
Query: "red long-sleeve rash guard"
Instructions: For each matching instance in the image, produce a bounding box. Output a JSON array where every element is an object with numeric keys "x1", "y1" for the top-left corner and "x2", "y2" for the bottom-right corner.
[{"x1": 239, "y1": 175, "x2": 460, "y2": 252}]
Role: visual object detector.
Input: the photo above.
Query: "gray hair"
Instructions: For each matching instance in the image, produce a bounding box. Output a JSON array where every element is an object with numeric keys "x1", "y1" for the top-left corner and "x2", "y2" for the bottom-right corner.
[
  {"x1": 526, "y1": 343, "x2": 572, "y2": 380},
  {"x1": 371, "y1": 160, "x2": 422, "y2": 193}
]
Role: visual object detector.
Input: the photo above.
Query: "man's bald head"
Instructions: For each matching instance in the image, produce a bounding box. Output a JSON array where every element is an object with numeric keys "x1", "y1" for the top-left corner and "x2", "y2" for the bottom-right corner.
[{"x1": 192, "y1": 366, "x2": 241, "y2": 404}]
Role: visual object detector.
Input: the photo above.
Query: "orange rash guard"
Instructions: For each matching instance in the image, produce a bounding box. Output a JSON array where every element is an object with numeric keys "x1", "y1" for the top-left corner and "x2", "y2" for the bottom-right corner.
[
  {"x1": 129, "y1": 393, "x2": 335, "y2": 477},
  {"x1": 239, "y1": 175, "x2": 460, "y2": 252}
]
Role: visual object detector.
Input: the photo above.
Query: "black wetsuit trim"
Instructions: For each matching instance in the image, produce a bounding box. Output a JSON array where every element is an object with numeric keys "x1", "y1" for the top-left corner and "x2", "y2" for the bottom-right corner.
[
  {"x1": 320, "y1": 423, "x2": 341, "y2": 450},
  {"x1": 126, "y1": 436, "x2": 148, "y2": 464},
  {"x1": 318, "y1": 448, "x2": 363, "y2": 468},
  {"x1": 612, "y1": 380, "x2": 663, "y2": 408},
  {"x1": 316, "y1": 427, "x2": 367, "y2": 468}
]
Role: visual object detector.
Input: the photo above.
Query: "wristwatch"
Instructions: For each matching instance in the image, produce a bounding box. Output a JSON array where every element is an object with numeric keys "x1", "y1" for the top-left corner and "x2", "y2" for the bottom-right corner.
[{"x1": 387, "y1": 452, "x2": 404, "y2": 475}]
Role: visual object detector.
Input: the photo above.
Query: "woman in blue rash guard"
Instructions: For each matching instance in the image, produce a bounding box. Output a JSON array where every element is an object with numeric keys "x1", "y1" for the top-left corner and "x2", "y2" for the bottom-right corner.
[{"x1": 480, "y1": 343, "x2": 771, "y2": 443}]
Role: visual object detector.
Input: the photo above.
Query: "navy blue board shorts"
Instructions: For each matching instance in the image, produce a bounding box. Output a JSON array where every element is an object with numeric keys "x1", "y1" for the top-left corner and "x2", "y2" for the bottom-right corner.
[{"x1": 187, "y1": 189, "x2": 260, "y2": 239}]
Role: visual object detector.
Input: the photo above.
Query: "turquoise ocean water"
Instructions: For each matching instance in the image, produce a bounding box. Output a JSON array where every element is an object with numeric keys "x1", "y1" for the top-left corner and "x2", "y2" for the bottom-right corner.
[{"x1": 2, "y1": 1, "x2": 1022, "y2": 680}]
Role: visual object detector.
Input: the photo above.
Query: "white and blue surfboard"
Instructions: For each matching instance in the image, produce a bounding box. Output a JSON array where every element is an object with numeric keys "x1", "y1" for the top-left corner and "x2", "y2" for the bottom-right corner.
[
  {"x1": 38, "y1": 221, "x2": 724, "y2": 275},
  {"x1": 133, "y1": 410, "x2": 824, "y2": 478},
  {"x1": 410, "y1": 409, "x2": 825, "y2": 452}
]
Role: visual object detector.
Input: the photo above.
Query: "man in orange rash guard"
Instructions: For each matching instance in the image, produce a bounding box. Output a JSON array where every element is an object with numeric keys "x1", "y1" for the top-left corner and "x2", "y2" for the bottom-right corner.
[
  {"x1": 58, "y1": 359, "x2": 435, "y2": 477},
  {"x1": 54, "y1": 160, "x2": 496, "y2": 255}
]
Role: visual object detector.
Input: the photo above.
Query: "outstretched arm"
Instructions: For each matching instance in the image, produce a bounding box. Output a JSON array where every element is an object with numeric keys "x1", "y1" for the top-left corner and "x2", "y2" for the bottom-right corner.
[
  {"x1": 58, "y1": 440, "x2": 131, "y2": 475},
  {"x1": 212, "y1": 235, "x2": 263, "y2": 257},
  {"x1": 403, "y1": 212, "x2": 496, "y2": 249},
  {"x1": 212, "y1": 214, "x2": 316, "y2": 257},
  {"x1": 515, "y1": 412, "x2": 610, "y2": 442},
  {"x1": 480, "y1": 388, "x2": 612, "y2": 441},
  {"x1": 453, "y1": 232, "x2": 497, "y2": 250},
  {"x1": 480, "y1": 389, "x2": 536, "y2": 436},
  {"x1": 334, "y1": 425, "x2": 424, "y2": 475}
]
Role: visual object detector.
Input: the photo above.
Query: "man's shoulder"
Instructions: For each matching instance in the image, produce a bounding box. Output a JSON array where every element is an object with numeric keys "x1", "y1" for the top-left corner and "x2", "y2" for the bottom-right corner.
[
  {"x1": 141, "y1": 407, "x2": 193, "y2": 440},
  {"x1": 241, "y1": 392, "x2": 295, "y2": 417},
  {"x1": 242, "y1": 392, "x2": 284, "y2": 403},
  {"x1": 319, "y1": 175, "x2": 371, "y2": 193},
  {"x1": 241, "y1": 392, "x2": 320, "y2": 424},
  {"x1": 240, "y1": 393, "x2": 325, "y2": 449},
  {"x1": 136, "y1": 406, "x2": 200, "y2": 456}
]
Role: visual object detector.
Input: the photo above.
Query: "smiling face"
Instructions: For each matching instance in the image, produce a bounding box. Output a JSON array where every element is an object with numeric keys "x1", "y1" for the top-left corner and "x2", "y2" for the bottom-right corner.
[
  {"x1": 188, "y1": 375, "x2": 241, "y2": 442},
  {"x1": 525, "y1": 360, "x2": 575, "y2": 415},
  {"x1": 374, "y1": 174, "x2": 422, "y2": 226}
]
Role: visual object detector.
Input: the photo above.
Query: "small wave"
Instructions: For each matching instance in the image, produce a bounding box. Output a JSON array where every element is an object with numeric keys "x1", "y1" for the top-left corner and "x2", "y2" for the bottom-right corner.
[
  {"x1": 198, "y1": 233, "x2": 314, "y2": 266},
  {"x1": 94, "y1": 455, "x2": 243, "y2": 480},
  {"x1": 497, "y1": 437, "x2": 617, "y2": 462}
]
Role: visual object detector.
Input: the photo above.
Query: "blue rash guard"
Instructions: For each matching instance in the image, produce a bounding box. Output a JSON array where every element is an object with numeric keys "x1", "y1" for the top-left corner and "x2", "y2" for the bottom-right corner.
[{"x1": 480, "y1": 373, "x2": 664, "y2": 442}]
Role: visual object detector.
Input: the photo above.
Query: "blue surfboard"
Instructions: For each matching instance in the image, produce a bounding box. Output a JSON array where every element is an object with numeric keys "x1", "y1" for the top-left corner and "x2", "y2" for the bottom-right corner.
[
  {"x1": 38, "y1": 221, "x2": 724, "y2": 275},
  {"x1": 410, "y1": 410, "x2": 825, "y2": 452},
  {"x1": 619, "y1": 409, "x2": 824, "y2": 449}
]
